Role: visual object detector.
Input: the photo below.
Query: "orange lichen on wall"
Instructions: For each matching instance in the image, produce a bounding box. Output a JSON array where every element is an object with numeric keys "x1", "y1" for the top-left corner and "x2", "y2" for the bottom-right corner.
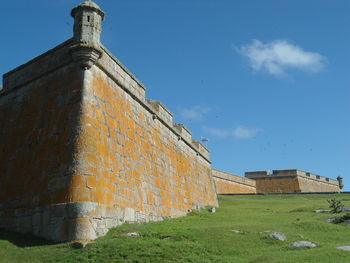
[
  {"x1": 254, "y1": 177, "x2": 300, "y2": 193},
  {"x1": 214, "y1": 178, "x2": 256, "y2": 194},
  {"x1": 0, "y1": 43, "x2": 218, "y2": 241},
  {"x1": 0, "y1": 65, "x2": 82, "y2": 210},
  {"x1": 245, "y1": 170, "x2": 340, "y2": 194},
  {"x1": 68, "y1": 67, "x2": 218, "y2": 219},
  {"x1": 212, "y1": 169, "x2": 256, "y2": 194},
  {"x1": 298, "y1": 177, "x2": 340, "y2": 193}
]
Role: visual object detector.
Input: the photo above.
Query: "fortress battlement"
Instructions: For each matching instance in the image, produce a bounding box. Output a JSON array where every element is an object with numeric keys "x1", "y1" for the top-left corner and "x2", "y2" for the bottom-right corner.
[
  {"x1": 244, "y1": 169, "x2": 341, "y2": 193},
  {"x1": 245, "y1": 169, "x2": 338, "y2": 186}
]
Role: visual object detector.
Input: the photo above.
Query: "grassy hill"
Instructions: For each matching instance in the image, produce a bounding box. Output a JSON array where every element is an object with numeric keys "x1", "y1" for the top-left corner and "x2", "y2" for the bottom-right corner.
[{"x1": 1, "y1": 194, "x2": 350, "y2": 263}]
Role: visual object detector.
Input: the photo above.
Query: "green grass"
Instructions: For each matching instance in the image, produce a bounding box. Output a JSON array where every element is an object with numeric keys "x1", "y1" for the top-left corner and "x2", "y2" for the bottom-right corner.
[{"x1": 1, "y1": 194, "x2": 350, "y2": 262}]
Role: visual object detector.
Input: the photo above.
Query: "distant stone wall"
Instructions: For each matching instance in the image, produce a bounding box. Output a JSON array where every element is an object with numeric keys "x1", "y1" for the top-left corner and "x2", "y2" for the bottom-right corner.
[
  {"x1": 245, "y1": 169, "x2": 340, "y2": 194},
  {"x1": 253, "y1": 176, "x2": 301, "y2": 193},
  {"x1": 212, "y1": 169, "x2": 256, "y2": 194},
  {"x1": 298, "y1": 176, "x2": 340, "y2": 192},
  {"x1": 0, "y1": 40, "x2": 218, "y2": 241},
  {"x1": 213, "y1": 168, "x2": 340, "y2": 195}
]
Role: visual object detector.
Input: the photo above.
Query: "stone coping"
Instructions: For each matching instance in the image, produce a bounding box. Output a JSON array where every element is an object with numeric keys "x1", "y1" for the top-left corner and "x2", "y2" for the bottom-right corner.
[
  {"x1": 100, "y1": 45, "x2": 146, "y2": 91},
  {"x1": 146, "y1": 99, "x2": 174, "y2": 117}
]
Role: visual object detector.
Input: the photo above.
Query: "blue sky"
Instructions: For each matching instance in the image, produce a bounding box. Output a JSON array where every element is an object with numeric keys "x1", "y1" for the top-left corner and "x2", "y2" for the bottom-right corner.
[{"x1": 1, "y1": 1, "x2": 350, "y2": 190}]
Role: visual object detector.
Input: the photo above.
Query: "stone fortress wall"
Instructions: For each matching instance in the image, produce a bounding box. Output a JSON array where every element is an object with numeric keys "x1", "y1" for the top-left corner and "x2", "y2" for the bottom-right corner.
[
  {"x1": 0, "y1": 1, "x2": 218, "y2": 242},
  {"x1": 245, "y1": 169, "x2": 341, "y2": 193},
  {"x1": 0, "y1": 0, "x2": 343, "y2": 243},
  {"x1": 212, "y1": 169, "x2": 256, "y2": 194},
  {"x1": 213, "y1": 169, "x2": 342, "y2": 194}
]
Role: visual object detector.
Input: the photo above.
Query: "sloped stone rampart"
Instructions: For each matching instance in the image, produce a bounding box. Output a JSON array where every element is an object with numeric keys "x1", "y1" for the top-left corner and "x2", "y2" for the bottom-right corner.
[{"x1": 212, "y1": 169, "x2": 256, "y2": 194}]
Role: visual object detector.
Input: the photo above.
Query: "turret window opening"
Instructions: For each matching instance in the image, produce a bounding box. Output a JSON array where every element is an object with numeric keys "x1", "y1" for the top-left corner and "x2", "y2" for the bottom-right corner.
[{"x1": 87, "y1": 16, "x2": 90, "y2": 22}]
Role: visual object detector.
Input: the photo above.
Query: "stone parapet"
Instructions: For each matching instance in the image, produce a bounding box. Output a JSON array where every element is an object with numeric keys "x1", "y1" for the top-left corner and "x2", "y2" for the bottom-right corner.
[
  {"x1": 212, "y1": 169, "x2": 256, "y2": 194},
  {"x1": 245, "y1": 170, "x2": 270, "y2": 178},
  {"x1": 192, "y1": 140, "x2": 210, "y2": 161},
  {"x1": 173, "y1": 123, "x2": 192, "y2": 143},
  {"x1": 97, "y1": 45, "x2": 147, "y2": 101},
  {"x1": 213, "y1": 169, "x2": 256, "y2": 187},
  {"x1": 147, "y1": 99, "x2": 174, "y2": 126},
  {"x1": 2, "y1": 39, "x2": 74, "y2": 92}
]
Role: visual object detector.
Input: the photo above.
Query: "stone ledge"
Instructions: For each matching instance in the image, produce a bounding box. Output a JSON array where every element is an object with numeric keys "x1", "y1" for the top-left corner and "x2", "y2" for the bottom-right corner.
[
  {"x1": 173, "y1": 123, "x2": 192, "y2": 144},
  {"x1": 3, "y1": 39, "x2": 74, "y2": 91},
  {"x1": 100, "y1": 45, "x2": 146, "y2": 91},
  {"x1": 146, "y1": 99, "x2": 173, "y2": 126},
  {"x1": 192, "y1": 140, "x2": 210, "y2": 160}
]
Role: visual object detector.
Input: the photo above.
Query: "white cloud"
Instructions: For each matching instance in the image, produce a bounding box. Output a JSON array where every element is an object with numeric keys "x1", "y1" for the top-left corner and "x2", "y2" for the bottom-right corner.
[
  {"x1": 204, "y1": 127, "x2": 230, "y2": 138},
  {"x1": 233, "y1": 125, "x2": 260, "y2": 139},
  {"x1": 179, "y1": 105, "x2": 211, "y2": 121},
  {"x1": 239, "y1": 40, "x2": 326, "y2": 77},
  {"x1": 204, "y1": 125, "x2": 261, "y2": 139}
]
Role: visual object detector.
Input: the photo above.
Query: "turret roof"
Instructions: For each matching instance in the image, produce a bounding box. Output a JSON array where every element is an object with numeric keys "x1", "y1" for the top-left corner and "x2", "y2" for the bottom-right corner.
[
  {"x1": 77, "y1": 0, "x2": 101, "y2": 10},
  {"x1": 71, "y1": 0, "x2": 104, "y2": 20}
]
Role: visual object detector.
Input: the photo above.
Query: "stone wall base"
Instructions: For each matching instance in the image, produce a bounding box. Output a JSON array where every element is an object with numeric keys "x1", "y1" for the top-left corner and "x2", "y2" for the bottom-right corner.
[{"x1": 0, "y1": 202, "x2": 166, "y2": 241}]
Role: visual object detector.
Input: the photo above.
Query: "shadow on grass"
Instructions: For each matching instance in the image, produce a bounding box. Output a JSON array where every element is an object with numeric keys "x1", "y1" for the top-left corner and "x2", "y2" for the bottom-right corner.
[{"x1": 0, "y1": 228, "x2": 57, "y2": 247}]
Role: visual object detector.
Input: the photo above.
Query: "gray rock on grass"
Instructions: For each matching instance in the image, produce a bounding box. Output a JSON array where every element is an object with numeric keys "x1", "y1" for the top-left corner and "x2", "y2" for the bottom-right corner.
[
  {"x1": 315, "y1": 208, "x2": 350, "y2": 213},
  {"x1": 231, "y1": 230, "x2": 242, "y2": 233},
  {"x1": 326, "y1": 218, "x2": 350, "y2": 225},
  {"x1": 119, "y1": 232, "x2": 140, "y2": 237},
  {"x1": 326, "y1": 218, "x2": 337, "y2": 223},
  {"x1": 336, "y1": 246, "x2": 350, "y2": 251},
  {"x1": 314, "y1": 209, "x2": 331, "y2": 213},
  {"x1": 290, "y1": 241, "x2": 317, "y2": 248},
  {"x1": 259, "y1": 230, "x2": 272, "y2": 234},
  {"x1": 268, "y1": 232, "x2": 286, "y2": 241}
]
